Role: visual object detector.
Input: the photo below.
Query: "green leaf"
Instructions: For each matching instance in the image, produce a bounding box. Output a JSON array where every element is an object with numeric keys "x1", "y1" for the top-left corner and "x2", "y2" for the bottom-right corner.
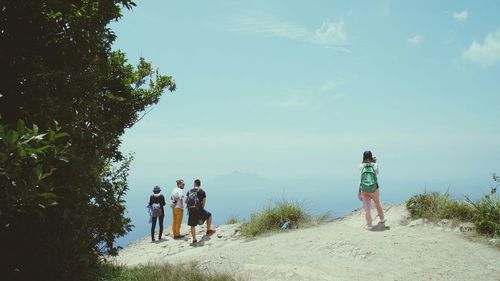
[
  {"x1": 17, "y1": 120, "x2": 25, "y2": 135},
  {"x1": 32, "y1": 133, "x2": 47, "y2": 141},
  {"x1": 35, "y1": 166, "x2": 42, "y2": 180},
  {"x1": 32, "y1": 124, "x2": 39, "y2": 135},
  {"x1": 39, "y1": 168, "x2": 56, "y2": 180},
  {"x1": 18, "y1": 146, "x2": 26, "y2": 157},
  {"x1": 54, "y1": 132, "x2": 69, "y2": 139},
  {"x1": 39, "y1": 192, "x2": 57, "y2": 200},
  {"x1": 32, "y1": 145, "x2": 51, "y2": 153},
  {"x1": 9, "y1": 131, "x2": 19, "y2": 144},
  {"x1": 59, "y1": 156, "x2": 69, "y2": 163}
]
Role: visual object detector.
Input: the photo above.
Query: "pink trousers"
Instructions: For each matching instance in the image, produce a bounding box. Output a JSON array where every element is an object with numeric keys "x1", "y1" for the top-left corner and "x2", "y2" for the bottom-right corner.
[{"x1": 361, "y1": 189, "x2": 384, "y2": 227}]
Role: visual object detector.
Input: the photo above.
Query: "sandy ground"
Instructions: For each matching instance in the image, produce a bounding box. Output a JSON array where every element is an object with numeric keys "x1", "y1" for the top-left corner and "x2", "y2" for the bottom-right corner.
[{"x1": 113, "y1": 205, "x2": 499, "y2": 281}]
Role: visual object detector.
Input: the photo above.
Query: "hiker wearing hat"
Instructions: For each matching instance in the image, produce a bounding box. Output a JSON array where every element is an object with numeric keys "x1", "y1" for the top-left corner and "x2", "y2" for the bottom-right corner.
[
  {"x1": 148, "y1": 185, "x2": 166, "y2": 241},
  {"x1": 170, "y1": 179, "x2": 185, "y2": 239}
]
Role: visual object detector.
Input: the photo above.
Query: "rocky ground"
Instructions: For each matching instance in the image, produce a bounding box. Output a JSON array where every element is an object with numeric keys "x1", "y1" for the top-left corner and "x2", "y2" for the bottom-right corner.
[{"x1": 113, "y1": 205, "x2": 499, "y2": 281}]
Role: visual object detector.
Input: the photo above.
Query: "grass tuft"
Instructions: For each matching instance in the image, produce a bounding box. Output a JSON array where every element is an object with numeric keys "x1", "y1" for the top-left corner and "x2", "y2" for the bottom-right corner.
[
  {"x1": 101, "y1": 262, "x2": 237, "y2": 281},
  {"x1": 226, "y1": 215, "x2": 240, "y2": 225},
  {"x1": 406, "y1": 192, "x2": 474, "y2": 221},
  {"x1": 240, "y1": 199, "x2": 318, "y2": 237}
]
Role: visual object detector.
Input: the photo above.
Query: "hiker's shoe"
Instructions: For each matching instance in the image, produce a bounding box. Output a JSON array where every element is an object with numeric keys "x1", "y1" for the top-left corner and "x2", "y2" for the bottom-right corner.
[
  {"x1": 206, "y1": 229, "x2": 216, "y2": 235},
  {"x1": 173, "y1": 235, "x2": 185, "y2": 239},
  {"x1": 379, "y1": 219, "x2": 386, "y2": 224},
  {"x1": 191, "y1": 239, "x2": 198, "y2": 245}
]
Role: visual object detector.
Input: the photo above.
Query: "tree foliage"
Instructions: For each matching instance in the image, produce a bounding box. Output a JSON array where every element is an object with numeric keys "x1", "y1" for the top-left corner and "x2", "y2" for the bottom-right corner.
[{"x1": 0, "y1": 1, "x2": 175, "y2": 280}]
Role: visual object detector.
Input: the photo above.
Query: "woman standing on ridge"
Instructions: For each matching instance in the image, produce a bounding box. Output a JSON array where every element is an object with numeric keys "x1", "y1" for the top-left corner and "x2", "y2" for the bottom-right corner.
[
  {"x1": 358, "y1": 151, "x2": 385, "y2": 229},
  {"x1": 148, "y1": 185, "x2": 166, "y2": 241}
]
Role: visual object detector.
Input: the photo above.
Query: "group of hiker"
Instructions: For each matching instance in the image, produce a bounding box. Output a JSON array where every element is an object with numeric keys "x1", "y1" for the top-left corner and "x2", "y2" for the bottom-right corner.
[
  {"x1": 147, "y1": 150, "x2": 385, "y2": 244},
  {"x1": 148, "y1": 179, "x2": 215, "y2": 244}
]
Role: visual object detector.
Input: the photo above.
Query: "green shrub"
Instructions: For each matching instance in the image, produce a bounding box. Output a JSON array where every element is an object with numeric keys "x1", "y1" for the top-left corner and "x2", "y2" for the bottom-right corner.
[
  {"x1": 441, "y1": 200, "x2": 474, "y2": 221},
  {"x1": 406, "y1": 192, "x2": 454, "y2": 220},
  {"x1": 240, "y1": 199, "x2": 312, "y2": 237},
  {"x1": 466, "y1": 194, "x2": 500, "y2": 237},
  {"x1": 1, "y1": 1, "x2": 176, "y2": 280},
  {"x1": 101, "y1": 263, "x2": 236, "y2": 281},
  {"x1": 406, "y1": 176, "x2": 500, "y2": 238},
  {"x1": 406, "y1": 192, "x2": 478, "y2": 222}
]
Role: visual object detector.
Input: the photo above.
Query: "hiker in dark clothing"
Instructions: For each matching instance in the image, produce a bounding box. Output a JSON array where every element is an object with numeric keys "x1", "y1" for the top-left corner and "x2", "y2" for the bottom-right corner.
[
  {"x1": 148, "y1": 185, "x2": 166, "y2": 241},
  {"x1": 186, "y1": 179, "x2": 215, "y2": 244}
]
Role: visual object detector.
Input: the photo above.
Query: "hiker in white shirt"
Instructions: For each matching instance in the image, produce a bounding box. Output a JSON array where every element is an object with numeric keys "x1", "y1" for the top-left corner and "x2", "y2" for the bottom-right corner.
[{"x1": 170, "y1": 179, "x2": 185, "y2": 239}]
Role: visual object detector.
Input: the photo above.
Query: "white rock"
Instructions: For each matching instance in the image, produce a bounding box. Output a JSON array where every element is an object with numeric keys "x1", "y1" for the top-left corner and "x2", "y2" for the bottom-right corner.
[
  {"x1": 409, "y1": 219, "x2": 424, "y2": 227},
  {"x1": 488, "y1": 238, "x2": 500, "y2": 245},
  {"x1": 459, "y1": 222, "x2": 475, "y2": 232},
  {"x1": 437, "y1": 219, "x2": 453, "y2": 227}
]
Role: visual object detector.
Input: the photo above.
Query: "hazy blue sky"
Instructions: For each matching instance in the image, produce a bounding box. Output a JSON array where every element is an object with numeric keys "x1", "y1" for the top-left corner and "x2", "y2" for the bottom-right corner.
[{"x1": 111, "y1": 0, "x2": 500, "y2": 188}]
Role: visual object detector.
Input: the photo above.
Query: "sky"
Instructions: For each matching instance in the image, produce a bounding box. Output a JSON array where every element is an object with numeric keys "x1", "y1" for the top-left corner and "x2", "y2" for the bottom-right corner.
[{"x1": 111, "y1": 0, "x2": 500, "y2": 192}]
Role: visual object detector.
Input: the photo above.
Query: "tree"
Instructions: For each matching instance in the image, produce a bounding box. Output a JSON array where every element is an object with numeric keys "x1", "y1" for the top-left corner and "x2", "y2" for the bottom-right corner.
[{"x1": 0, "y1": 1, "x2": 175, "y2": 280}]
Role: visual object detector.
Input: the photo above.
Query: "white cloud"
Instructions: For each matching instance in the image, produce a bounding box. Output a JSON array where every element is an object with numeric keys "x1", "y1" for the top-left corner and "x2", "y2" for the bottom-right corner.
[
  {"x1": 267, "y1": 81, "x2": 345, "y2": 109},
  {"x1": 407, "y1": 35, "x2": 424, "y2": 45},
  {"x1": 453, "y1": 10, "x2": 468, "y2": 22},
  {"x1": 313, "y1": 20, "x2": 347, "y2": 46},
  {"x1": 231, "y1": 13, "x2": 348, "y2": 49},
  {"x1": 463, "y1": 28, "x2": 500, "y2": 66}
]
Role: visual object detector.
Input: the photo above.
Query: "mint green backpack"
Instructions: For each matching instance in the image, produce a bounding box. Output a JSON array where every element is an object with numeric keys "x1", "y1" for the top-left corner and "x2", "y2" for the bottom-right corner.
[{"x1": 360, "y1": 164, "x2": 378, "y2": 193}]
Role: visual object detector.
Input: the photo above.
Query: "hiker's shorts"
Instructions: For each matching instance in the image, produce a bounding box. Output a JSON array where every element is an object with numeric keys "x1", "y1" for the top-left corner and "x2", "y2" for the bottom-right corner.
[{"x1": 188, "y1": 208, "x2": 211, "y2": 226}]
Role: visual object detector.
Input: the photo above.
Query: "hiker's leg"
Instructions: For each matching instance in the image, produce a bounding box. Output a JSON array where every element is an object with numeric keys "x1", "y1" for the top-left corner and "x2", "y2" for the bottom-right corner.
[
  {"x1": 158, "y1": 215, "x2": 164, "y2": 239},
  {"x1": 172, "y1": 208, "x2": 179, "y2": 236},
  {"x1": 361, "y1": 192, "x2": 373, "y2": 227},
  {"x1": 172, "y1": 208, "x2": 177, "y2": 236},
  {"x1": 151, "y1": 216, "x2": 157, "y2": 241},
  {"x1": 190, "y1": 226, "x2": 196, "y2": 241},
  {"x1": 177, "y1": 208, "x2": 184, "y2": 235},
  {"x1": 173, "y1": 208, "x2": 182, "y2": 236},
  {"x1": 206, "y1": 213, "x2": 212, "y2": 231},
  {"x1": 371, "y1": 190, "x2": 385, "y2": 221}
]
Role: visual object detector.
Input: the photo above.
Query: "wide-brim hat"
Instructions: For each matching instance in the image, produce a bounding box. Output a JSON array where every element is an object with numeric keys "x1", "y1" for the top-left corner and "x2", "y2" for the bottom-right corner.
[{"x1": 153, "y1": 185, "x2": 161, "y2": 193}]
